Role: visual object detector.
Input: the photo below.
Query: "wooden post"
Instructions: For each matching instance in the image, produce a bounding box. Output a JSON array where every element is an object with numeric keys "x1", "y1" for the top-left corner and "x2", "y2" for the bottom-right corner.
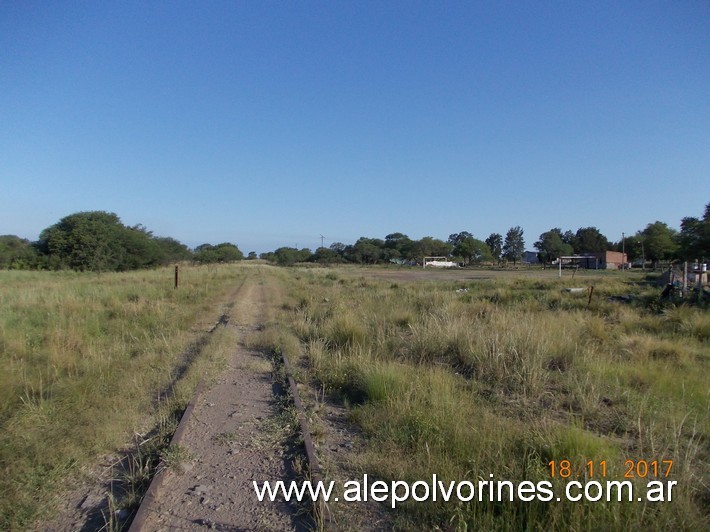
[
  {"x1": 174, "y1": 265, "x2": 179, "y2": 289},
  {"x1": 588, "y1": 286, "x2": 595, "y2": 306}
]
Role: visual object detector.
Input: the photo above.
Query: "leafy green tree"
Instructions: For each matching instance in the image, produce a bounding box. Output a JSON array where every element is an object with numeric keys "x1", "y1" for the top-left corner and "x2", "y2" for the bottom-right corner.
[
  {"x1": 534, "y1": 228, "x2": 573, "y2": 265},
  {"x1": 193, "y1": 244, "x2": 218, "y2": 263},
  {"x1": 381, "y1": 247, "x2": 402, "y2": 262},
  {"x1": 412, "y1": 236, "x2": 452, "y2": 259},
  {"x1": 274, "y1": 247, "x2": 299, "y2": 265},
  {"x1": 247, "y1": 251, "x2": 258, "y2": 260},
  {"x1": 35, "y1": 211, "x2": 193, "y2": 271},
  {"x1": 265, "y1": 246, "x2": 310, "y2": 265},
  {"x1": 310, "y1": 246, "x2": 342, "y2": 263},
  {"x1": 384, "y1": 233, "x2": 413, "y2": 258},
  {"x1": 120, "y1": 225, "x2": 162, "y2": 270},
  {"x1": 329, "y1": 242, "x2": 347, "y2": 259},
  {"x1": 679, "y1": 202, "x2": 710, "y2": 260},
  {"x1": 193, "y1": 242, "x2": 243, "y2": 263},
  {"x1": 448, "y1": 232, "x2": 474, "y2": 248},
  {"x1": 37, "y1": 211, "x2": 129, "y2": 271},
  {"x1": 215, "y1": 243, "x2": 244, "y2": 261},
  {"x1": 453, "y1": 236, "x2": 491, "y2": 265},
  {"x1": 621, "y1": 234, "x2": 644, "y2": 262},
  {"x1": 485, "y1": 233, "x2": 503, "y2": 263},
  {"x1": 296, "y1": 248, "x2": 312, "y2": 262},
  {"x1": 502, "y1": 226, "x2": 525, "y2": 266},
  {"x1": 640, "y1": 221, "x2": 678, "y2": 265},
  {"x1": 573, "y1": 227, "x2": 609, "y2": 254},
  {"x1": 349, "y1": 237, "x2": 384, "y2": 264},
  {"x1": 0, "y1": 235, "x2": 38, "y2": 269},
  {"x1": 562, "y1": 230, "x2": 575, "y2": 247},
  {"x1": 153, "y1": 237, "x2": 193, "y2": 263}
]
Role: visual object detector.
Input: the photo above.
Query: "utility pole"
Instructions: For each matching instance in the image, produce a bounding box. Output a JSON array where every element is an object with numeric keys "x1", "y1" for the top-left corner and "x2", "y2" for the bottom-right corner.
[
  {"x1": 622, "y1": 232, "x2": 625, "y2": 271},
  {"x1": 320, "y1": 235, "x2": 325, "y2": 248}
]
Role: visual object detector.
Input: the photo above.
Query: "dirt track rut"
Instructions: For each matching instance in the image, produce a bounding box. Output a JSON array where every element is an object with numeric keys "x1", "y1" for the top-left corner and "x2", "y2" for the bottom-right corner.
[{"x1": 140, "y1": 275, "x2": 306, "y2": 531}]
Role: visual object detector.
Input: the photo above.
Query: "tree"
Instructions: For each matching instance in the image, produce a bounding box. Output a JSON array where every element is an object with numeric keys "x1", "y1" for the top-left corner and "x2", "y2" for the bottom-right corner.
[
  {"x1": 534, "y1": 228, "x2": 573, "y2": 266},
  {"x1": 412, "y1": 236, "x2": 452, "y2": 259},
  {"x1": 640, "y1": 221, "x2": 678, "y2": 266},
  {"x1": 485, "y1": 233, "x2": 503, "y2": 264},
  {"x1": 153, "y1": 237, "x2": 192, "y2": 263},
  {"x1": 0, "y1": 235, "x2": 38, "y2": 269},
  {"x1": 384, "y1": 233, "x2": 413, "y2": 258},
  {"x1": 502, "y1": 226, "x2": 525, "y2": 266},
  {"x1": 34, "y1": 211, "x2": 195, "y2": 271},
  {"x1": 453, "y1": 236, "x2": 492, "y2": 265},
  {"x1": 193, "y1": 243, "x2": 243, "y2": 263},
  {"x1": 329, "y1": 242, "x2": 347, "y2": 258},
  {"x1": 266, "y1": 246, "x2": 311, "y2": 266},
  {"x1": 448, "y1": 232, "x2": 474, "y2": 248},
  {"x1": 247, "y1": 251, "x2": 258, "y2": 260},
  {"x1": 621, "y1": 234, "x2": 644, "y2": 263},
  {"x1": 349, "y1": 237, "x2": 384, "y2": 264},
  {"x1": 37, "y1": 211, "x2": 130, "y2": 271},
  {"x1": 678, "y1": 202, "x2": 710, "y2": 260},
  {"x1": 562, "y1": 230, "x2": 576, "y2": 247},
  {"x1": 296, "y1": 248, "x2": 312, "y2": 262},
  {"x1": 120, "y1": 226, "x2": 162, "y2": 270},
  {"x1": 214, "y1": 242, "x2": 244, "y2": 262},
  {"x1": 310, "y1": 246, "x2": 342, "y2": 263},
  {"x1": 272, "y1": 247, "x2": 299, "y2": 266},
  {"x1": 573, "y1": 227, "x2": 609, "y2": 254}
]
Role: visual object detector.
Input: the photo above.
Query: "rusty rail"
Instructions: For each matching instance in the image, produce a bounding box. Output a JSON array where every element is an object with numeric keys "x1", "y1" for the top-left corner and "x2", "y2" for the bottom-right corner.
[
  {"x1": 281, "y1": 352, "x2": 334, "y2": 529},
  {"x1": 128, "y1": 323, "x2": 333, "y2": 530},
  {"x1": 128, "y1": 380, "x2": 205, "y2": 531}
]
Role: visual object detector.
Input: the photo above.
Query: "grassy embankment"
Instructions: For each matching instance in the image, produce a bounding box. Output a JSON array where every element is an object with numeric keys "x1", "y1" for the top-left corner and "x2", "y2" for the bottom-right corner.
[
  {"x1": 0, "y1": 264, "x2": 249, "y2": 529},
  {"x1": 279, "y1": 267, "x2": 709, "y2": 530}
]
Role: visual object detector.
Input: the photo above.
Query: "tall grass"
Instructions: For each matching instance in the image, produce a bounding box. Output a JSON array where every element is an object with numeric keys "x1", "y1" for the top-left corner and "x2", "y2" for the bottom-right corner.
[
  {"x1": 285, "y1": 268, "x2": 709, "y2": 529},
  {"x1": 0, "y1": 264, "x2": 249, "y2": 529}
]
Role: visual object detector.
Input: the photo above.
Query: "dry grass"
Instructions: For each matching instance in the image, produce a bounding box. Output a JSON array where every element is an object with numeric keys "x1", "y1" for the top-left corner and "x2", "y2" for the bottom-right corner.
[
  {"x1": 2, "y1": 264, "x2": 707, "y2": 530},
  {"x1": 281, "y1": 267, "x2": 709, "y2": 530},
  {"x1": 0, "y1": 264, "x2": 248, "y2": 529}
]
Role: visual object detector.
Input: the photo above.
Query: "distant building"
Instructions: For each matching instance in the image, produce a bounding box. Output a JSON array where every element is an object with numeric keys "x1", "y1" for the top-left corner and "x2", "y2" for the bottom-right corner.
[
  {"x1": 523, "y1": 251, "x2": 539, "y2": 264},
  {"x1": 587, "y1": 251, "x2": 628, "y2": 270}
]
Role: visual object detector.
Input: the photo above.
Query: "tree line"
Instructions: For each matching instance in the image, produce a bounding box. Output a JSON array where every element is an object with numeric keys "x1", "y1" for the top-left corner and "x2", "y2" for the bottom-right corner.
[
  {"x1": 0, "y1": 211, "x2": 243, "y2": 271},
  {"x1": 1, "y1": 203, "x2": 708, "y2": 271},
  {"x1": 262, "y1": 203, "x2": 709, "y2": 267},
  {"x1": 534, "y1": 204, "x2": 710, "y2": 267}
]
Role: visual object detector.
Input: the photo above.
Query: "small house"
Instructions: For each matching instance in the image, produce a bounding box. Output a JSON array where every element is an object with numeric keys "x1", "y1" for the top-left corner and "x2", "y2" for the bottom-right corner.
[{"x1": 588, "y1": 251, "x2": 628, "y2": 270}]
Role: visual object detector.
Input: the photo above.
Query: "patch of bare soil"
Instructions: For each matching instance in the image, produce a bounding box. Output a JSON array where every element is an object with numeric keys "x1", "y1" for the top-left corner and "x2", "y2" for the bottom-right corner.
[
  {"x1": 38, "y1": 453, "x2": 126, "y2": 531},
  {"x1": 140, "y1": 279, "x2": 310, "y2": 531}
]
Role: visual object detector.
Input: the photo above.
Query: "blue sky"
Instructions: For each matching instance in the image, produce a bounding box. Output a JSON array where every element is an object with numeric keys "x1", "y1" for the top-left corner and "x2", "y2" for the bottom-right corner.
[{"x1": 1, "y1": 1, "x2": 708, "y2": 253}]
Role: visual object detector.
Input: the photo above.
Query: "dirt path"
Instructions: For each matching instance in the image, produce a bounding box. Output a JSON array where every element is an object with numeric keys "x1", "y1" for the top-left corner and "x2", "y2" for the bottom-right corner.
[{"x1": 140, "y1": 273, "x2": 308, "y2": 531}]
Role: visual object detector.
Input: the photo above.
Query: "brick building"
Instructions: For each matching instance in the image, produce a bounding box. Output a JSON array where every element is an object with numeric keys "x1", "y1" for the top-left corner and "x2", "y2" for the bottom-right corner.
[{"x1": 588, "y1": 251, "x2": 628, "y2": 269}]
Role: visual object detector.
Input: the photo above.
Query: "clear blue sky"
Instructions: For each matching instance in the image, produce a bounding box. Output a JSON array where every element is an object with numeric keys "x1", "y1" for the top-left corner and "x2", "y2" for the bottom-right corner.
[{"x1": 2, "y1": 1, "x2": 708, "y2": 253}]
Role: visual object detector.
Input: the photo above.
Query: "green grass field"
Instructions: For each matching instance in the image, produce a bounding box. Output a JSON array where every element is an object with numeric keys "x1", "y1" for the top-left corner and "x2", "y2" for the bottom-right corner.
[{"x1": 0, "y1": 264, "x2": 707, "y2": 530}]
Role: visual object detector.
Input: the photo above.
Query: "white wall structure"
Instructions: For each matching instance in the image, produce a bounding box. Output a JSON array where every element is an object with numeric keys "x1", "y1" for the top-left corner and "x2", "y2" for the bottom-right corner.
[{"x1": 423, "y1": 257, "x2": 458, "y2": 268}]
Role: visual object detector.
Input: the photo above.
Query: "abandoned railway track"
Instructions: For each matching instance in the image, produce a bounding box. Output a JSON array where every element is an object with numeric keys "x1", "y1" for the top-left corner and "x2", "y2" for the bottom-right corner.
[{"x1": 127, "y1": 273, "x2": 322, "y2": 531}]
